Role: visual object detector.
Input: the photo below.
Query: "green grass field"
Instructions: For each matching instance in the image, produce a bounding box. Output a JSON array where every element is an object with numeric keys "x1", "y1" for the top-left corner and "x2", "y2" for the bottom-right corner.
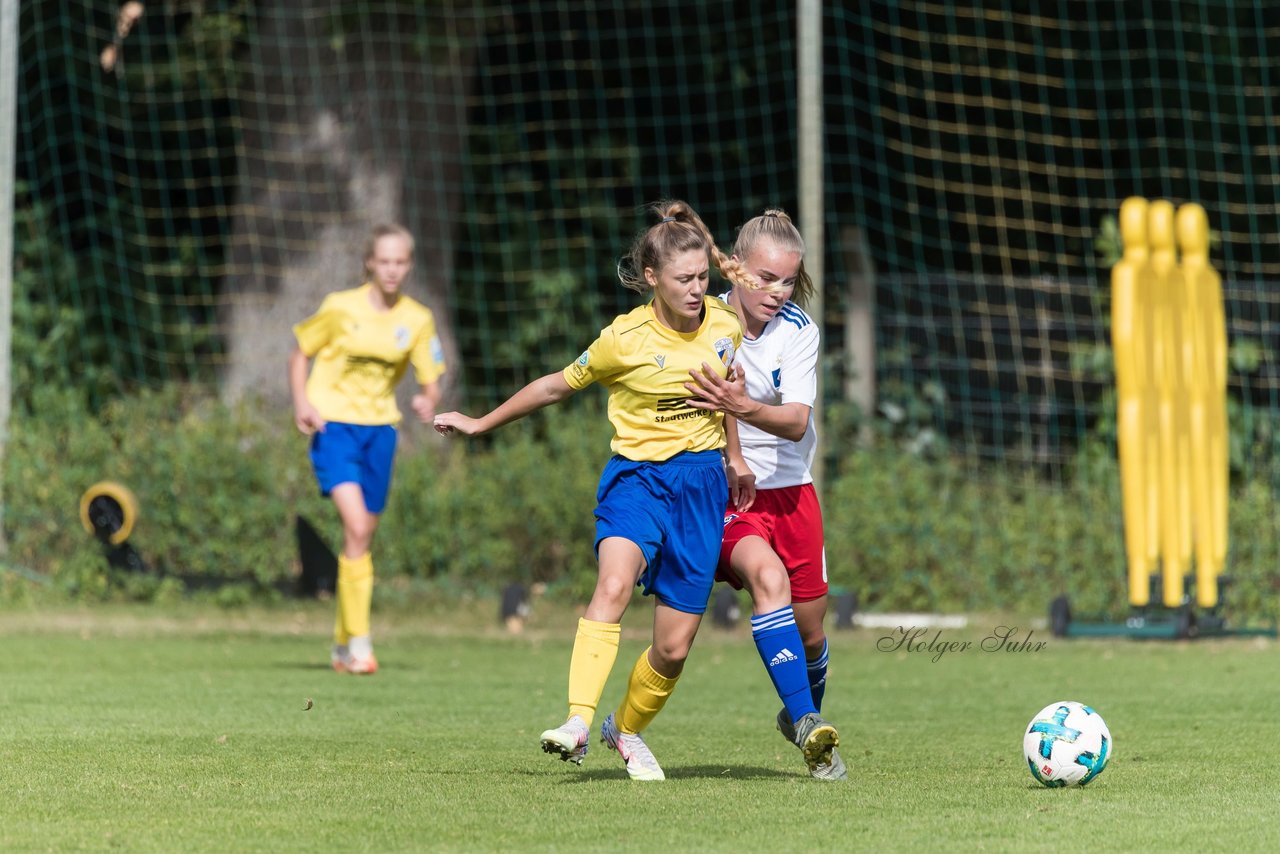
[{"x1": 2, "y1": 600, "x2": 1277, "y2": 852}]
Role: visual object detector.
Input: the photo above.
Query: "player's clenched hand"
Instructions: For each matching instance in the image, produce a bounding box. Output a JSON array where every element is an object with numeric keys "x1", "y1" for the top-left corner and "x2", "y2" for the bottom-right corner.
[
  {"x1": 410, "y1": 393, "x2": 436, "y2": 424},
  {"x1": 684, "y1": 363, "x2": 750, "y2": 417},
  {"x1": 293, "y1": 403, "x2": 326, "y2": 435},
  {"x1": 433, "y1": 411, "x2": 481, "y2": 436},
  {"x1": 726, "y1": 455, "x2": 757, "y2": 512}
]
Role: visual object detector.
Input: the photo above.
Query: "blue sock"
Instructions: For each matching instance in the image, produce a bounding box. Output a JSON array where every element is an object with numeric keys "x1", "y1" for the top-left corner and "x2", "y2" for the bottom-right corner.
[
  {"x1": 751, "y1": 606, "x2": 816, "y2": 723},
  {"x1": 808, "y1": 639, "x2": 829, "y2": 713}
]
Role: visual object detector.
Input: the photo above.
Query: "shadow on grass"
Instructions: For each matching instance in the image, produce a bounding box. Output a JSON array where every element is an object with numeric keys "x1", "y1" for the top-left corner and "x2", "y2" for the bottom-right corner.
[
  {"x1": 553, "y1": 764, "x2": 801, "y2": 782},
  {"x1": 270, "y1": 660, "x2": 428, "y2": 672}
]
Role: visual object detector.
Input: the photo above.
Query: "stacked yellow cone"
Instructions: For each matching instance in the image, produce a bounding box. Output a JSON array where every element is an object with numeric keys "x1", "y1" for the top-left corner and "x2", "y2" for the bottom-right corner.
[{"x1": 1112, "y1": 198, "x2": 1227, "y2": 609}]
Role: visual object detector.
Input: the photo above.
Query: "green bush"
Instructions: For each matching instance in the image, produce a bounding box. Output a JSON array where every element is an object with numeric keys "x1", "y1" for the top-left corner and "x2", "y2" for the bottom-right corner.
[
  {"x1": 1, "y1": 387, "x2": 613, "y2": 602},
  {"x1": 3, "y1": 385, "x2": 329, "y2": 597},
  {"x1": 9, "y1": 184, "x2": 118, "y2": 412},
  {"x1": 823, "y1": 444, "x2": 1128, "y2": 615},
  {"x1": 3, "y1": 388, "x2": 1277, "y2": 626},
  {"x1": 380, "y1": 410, "x2": 611, "y2": 599}
]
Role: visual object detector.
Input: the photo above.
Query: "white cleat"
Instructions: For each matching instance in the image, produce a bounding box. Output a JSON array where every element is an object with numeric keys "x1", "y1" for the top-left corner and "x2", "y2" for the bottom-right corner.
[
  {"x1": 600, "y1": 713, "x2": 665, "y2": 781},
  {"x1": 540, "y1": 715, "x2": 590, "y2": 765}
]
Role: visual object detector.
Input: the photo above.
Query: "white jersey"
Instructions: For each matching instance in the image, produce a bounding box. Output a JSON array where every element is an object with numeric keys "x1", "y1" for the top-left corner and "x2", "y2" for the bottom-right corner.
[{"x1": 719, "y1": 292, "x2": 818, "y2": 489}]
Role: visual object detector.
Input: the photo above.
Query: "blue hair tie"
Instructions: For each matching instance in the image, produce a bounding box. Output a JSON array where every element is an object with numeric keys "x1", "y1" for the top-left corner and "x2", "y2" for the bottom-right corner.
[{"x1": 660, "y1": 216, "x2": 677, "y2": 223}]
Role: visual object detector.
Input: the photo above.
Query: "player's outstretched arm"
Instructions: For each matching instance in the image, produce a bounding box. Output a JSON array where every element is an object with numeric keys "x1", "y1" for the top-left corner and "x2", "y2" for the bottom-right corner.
[{"x1": 434, "y1": 371, "x2": 576, "y2": 437}]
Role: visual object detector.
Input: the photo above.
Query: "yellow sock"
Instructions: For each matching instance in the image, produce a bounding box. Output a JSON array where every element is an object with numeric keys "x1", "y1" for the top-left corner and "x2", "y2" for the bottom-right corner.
[
  {"x1": 337, "y1": 553, "x2": 374, "y2": 639},
  {"x1": 616, "y1": 647, "x2": 679, "y2": 735},
  {"x1": 333, "y1": 604, "x2": 349, "y2": 646},
  {"x1": 566, "y1": 618, "x2": 621, "y2": 727}
]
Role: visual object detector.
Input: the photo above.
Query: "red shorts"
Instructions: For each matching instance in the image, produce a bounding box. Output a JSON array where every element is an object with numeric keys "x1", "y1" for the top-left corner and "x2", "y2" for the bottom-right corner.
[{"x1": 716, "y1": 483, "x2": 828, "y2": 602}]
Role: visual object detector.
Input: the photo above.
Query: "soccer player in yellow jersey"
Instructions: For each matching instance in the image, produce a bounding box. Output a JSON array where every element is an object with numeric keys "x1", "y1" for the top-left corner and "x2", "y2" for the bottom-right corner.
[
  {"x1": 435, "y1": 201, "x2": 770, "y2": 780},
  {"x1": 288, "y1": 224, "x2": 446, "y2": 675}
]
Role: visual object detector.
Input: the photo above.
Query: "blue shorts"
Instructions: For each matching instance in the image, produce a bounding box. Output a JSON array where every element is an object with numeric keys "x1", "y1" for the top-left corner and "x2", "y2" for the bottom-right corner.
[
  {"x1": 593, "y1": 449, "x2": 728, "y2": 614},
  {"x1": 309, "y1": 422, "x2": 399, "y2": 514}
]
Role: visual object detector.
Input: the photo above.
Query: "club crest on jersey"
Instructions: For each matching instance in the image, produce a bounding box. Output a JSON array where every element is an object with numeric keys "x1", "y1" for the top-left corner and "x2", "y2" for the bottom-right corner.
[
  {"x1": 395, "y1": 326, "x2": 411, "y2": 350},
  {"x1": 576, "y1": 350, "x2": 590, "y2": 366},
  {"x1": 772, "y1": 368, "x2": 782, "y2": 388},
  {"x1": 714, "y1": 337, "x2": 735, "y2": 367}
]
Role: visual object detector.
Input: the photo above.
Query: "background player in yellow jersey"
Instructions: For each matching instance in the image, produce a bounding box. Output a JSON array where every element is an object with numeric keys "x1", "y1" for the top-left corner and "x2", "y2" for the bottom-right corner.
[
  {"x1": 288, "y1": 224, "x2": 446, "y2": 675},
  {"x1": 433, "y1": 201, "x2": 816, "y2": 780}
]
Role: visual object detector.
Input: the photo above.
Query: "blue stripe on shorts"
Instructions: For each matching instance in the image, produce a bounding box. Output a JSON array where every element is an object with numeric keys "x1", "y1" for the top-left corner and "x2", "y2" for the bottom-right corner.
[{"x1": 593, "y1": 449, "x2": 728, "y2": 614}]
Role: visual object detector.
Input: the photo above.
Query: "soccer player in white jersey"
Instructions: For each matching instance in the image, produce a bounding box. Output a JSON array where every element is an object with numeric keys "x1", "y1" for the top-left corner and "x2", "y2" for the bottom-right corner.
[{"x1": 685, "y1": 208, "x2": 846, "y2": 780}]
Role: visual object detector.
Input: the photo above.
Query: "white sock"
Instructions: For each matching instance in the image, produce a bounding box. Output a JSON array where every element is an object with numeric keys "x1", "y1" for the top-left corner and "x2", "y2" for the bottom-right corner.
[{"x1": 349, "y1": 635, "x2": 373, "y2": 660}]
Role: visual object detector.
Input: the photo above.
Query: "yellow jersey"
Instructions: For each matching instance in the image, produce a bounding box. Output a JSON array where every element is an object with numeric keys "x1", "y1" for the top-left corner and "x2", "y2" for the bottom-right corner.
[
  {"x1": 293, "y1": 284, "x2": 446, "y2": 425},
  {"x1": 564, "y1": 297, "x2": 743, "y2": 461}
]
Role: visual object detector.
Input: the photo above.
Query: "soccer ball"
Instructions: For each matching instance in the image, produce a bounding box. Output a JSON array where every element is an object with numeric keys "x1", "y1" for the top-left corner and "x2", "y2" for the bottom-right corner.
[{"x1": 1022, "y1": 701, "x2": 1112, "y2": 787}]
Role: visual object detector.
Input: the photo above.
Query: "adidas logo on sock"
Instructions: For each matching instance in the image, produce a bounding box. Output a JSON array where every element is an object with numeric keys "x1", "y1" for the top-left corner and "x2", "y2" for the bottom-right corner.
[{"x1": 769, "y1": 648, "x2": 799, "y2": 667}]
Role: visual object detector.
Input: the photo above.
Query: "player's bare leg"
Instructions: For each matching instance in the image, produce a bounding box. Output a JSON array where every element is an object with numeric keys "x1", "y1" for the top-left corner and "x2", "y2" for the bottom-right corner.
[
  {"x1": 541, "y1": 537, "x2": 642, "y2": 763},
  {"x1": 602, "y1": 605, "x2": 701, "y2": 781},
  {"x1": 330, "y1": 483, "x2": 380, "y2": 674}
]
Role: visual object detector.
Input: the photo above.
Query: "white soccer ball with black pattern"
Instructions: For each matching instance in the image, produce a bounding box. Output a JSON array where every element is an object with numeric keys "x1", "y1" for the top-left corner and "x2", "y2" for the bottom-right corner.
[{"x1": 1022, "y1": 701, "x2": 1112, "y2": 787}]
